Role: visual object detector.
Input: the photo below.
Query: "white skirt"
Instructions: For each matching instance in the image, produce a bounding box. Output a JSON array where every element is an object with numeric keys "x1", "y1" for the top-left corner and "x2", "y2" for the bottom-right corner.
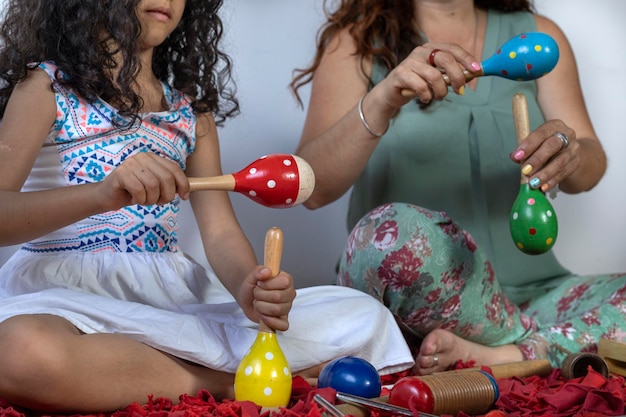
[{"x1": 0, "y1": 249, "x2": 414, "y2": 375}]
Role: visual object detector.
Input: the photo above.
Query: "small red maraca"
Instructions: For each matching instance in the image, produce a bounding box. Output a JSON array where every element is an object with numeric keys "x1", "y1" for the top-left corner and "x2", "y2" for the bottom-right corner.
[
  {"x1": 188, "y1": 154, "x2": 315, "y2": 208},
  {"x1": 402, "y1": 32, "x2": 559, "y2": 96}
]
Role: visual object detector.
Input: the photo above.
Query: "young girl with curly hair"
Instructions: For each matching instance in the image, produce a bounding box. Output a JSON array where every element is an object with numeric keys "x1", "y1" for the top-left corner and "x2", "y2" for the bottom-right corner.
[{"x1": 0, "y1": 0, "x2": 413, "y2": 412}]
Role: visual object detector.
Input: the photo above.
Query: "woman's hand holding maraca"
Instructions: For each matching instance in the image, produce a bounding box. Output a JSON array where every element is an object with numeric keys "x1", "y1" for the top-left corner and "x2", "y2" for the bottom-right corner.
[{"x1": 510, "y1": 120, "x2": 579, "y2": 194}]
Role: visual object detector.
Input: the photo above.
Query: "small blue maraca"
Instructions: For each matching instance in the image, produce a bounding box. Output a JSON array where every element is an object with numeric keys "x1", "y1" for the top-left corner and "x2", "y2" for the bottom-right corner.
[
  {"x1": 481, "y1": 32, "x2": 559, "y2": 81},
  {"x1": 317, "y1": 356, "x2": 382, "y2": 398},
  {"x1": 401, "y1": 32, "x2": 559, "y2": 97}
]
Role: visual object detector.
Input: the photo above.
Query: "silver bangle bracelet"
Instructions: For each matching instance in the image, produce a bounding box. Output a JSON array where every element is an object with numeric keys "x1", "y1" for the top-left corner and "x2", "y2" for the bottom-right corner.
[{"x1": 358, "y1": 94, "x2": 389, "y2": 138}]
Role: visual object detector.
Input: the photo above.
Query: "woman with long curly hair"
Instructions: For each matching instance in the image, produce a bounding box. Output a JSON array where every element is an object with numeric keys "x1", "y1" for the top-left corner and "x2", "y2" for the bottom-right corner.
[
  {"x1": 0, "y1": 0, "x2": 414, "y2": 412},
  {"x1": 292, "y1": 0, "x2": 625, "y2": 375}
]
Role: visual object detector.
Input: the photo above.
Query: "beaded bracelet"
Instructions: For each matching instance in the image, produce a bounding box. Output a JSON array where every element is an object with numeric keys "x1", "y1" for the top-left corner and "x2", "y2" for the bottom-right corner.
[{"x1": 358, "y1": 94, "x2": 389, "y2": 138}]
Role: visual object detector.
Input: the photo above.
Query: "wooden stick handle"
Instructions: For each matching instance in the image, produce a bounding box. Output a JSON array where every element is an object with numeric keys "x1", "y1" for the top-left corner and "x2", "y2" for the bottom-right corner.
[
  {"x1": 259, "y1": 227, "x2": 283, "y2": 333},
  {"x1": 264, "y1": 227, "x2": 283, "y2": 277},
  {"x1": 459, "y1": 358, "x2": 553, "y2": 379},
  {"x1": 188, "y1": 174, "x2": 236, "y2": 192},
  {"x1": 492, "y1": 358, "x2": 553, "y2": 379},
  {"x1": 512, "y1": 93, "x2": 531, "y2": 183},
  {"x1": 512, "y1": 93, "x2": 530, "y2": 143}
]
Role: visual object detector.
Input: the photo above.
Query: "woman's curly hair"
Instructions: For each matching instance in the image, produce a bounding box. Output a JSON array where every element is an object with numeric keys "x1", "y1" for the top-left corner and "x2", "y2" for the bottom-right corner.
[
  {"x1": 290, "y1": 0, "x2": 534, "y2": 105},
  {"x1": 0, "y1": 0, "x2": 239, "y2": 126}
]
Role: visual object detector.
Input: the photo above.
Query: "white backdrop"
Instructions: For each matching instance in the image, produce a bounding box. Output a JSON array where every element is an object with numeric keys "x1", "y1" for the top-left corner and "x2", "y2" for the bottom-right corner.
[{"x1": 1, "y1": 1, "x2": 624, "y2": 287}]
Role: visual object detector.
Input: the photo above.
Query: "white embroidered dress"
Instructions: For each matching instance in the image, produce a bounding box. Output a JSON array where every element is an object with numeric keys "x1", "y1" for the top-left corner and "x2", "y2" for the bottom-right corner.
[{"x1": 0, "y1": 62, "x2": 414, "y2": 375}]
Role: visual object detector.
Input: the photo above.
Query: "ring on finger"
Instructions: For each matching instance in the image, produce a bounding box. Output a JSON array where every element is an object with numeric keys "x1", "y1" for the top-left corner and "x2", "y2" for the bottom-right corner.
[
  {"x1": 429, "y1": 49, "x2": 441, "y2": 67},
  {"x1": 555, "y1": 132, "x2": 569, "y2": 151},
  {"x1": 433, "y1": 354, "x2": 439, "y2": 366}
]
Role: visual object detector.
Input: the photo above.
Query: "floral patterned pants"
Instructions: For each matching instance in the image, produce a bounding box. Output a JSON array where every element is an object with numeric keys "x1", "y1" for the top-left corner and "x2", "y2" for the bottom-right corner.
[{"x1": 337, "y1": 202, "x2": 626, "y2": 366}]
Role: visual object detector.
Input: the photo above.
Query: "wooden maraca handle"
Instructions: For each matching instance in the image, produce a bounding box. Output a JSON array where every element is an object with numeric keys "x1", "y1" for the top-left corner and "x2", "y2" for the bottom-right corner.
[
  {"x1": 512, "y1": 93, "x2": 530, "y2": 142},
  {"x1": 264, "y1": 227, "x2": 283, "y2": 277},
  {"x1": 188, "y1": 174, "x2": 235, "y2": 191},
  {"x1": 259, "y1": 227, "x2": 283, "y2": 333},
  {"x1": 512, "y1": 93, "x2": 530, "y2": 183}
]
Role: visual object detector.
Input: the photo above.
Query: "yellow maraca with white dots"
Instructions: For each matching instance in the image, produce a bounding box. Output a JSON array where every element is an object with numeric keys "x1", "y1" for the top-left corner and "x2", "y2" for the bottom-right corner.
[{"x1": 234, "y1": 227, "x2": 292, "y2": 407}]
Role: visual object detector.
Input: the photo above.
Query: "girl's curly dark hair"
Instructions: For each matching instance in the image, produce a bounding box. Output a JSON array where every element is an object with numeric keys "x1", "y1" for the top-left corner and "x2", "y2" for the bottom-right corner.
[
  {"x1": 290, "y1": 0, "x2": 534, "y2": 105},
  {"x1": 0, "y1": 0, "x2": 239, "y2": 126}
]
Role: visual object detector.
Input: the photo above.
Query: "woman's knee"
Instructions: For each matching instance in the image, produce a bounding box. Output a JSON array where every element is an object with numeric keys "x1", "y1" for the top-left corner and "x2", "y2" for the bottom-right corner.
[
  {"x1": 339, "y1": 203, "x2": 479, "y2": 282},
  {"x1": 338, "y1": 203, "x2": 487, "y2": 316}
]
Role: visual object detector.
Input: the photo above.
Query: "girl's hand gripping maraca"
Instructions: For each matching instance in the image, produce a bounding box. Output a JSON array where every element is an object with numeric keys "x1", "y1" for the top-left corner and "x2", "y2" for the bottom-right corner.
[
  {"x1": 97, "y1": 151, "x2": 190, "y2": 210},
  {"x1": 238, "y1": 229, "x2": 296, "y2": 332}
]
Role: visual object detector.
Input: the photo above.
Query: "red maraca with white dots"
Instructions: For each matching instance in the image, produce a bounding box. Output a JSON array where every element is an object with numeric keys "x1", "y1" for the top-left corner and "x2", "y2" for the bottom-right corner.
[{"x1": 188, "y1": 154, "x2": 315, "y2": 208}]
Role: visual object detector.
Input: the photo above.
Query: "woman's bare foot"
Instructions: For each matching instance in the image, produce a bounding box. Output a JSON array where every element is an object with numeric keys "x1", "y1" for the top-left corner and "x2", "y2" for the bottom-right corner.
[{"x1": 415, "y1": 329, "x2": 524, "y2": 375}]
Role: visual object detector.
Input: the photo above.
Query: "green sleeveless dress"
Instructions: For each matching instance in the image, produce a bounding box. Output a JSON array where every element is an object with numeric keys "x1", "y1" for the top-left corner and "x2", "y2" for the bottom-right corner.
[{"x1": 347, "y1": 9, "x2": 569, "y2": 303}]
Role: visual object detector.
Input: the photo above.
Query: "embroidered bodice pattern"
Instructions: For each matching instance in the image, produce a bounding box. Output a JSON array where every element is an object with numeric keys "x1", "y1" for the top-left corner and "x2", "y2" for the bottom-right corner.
[{"x1": 23, "y1": 62, "x2": 196, "y2": 253}]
